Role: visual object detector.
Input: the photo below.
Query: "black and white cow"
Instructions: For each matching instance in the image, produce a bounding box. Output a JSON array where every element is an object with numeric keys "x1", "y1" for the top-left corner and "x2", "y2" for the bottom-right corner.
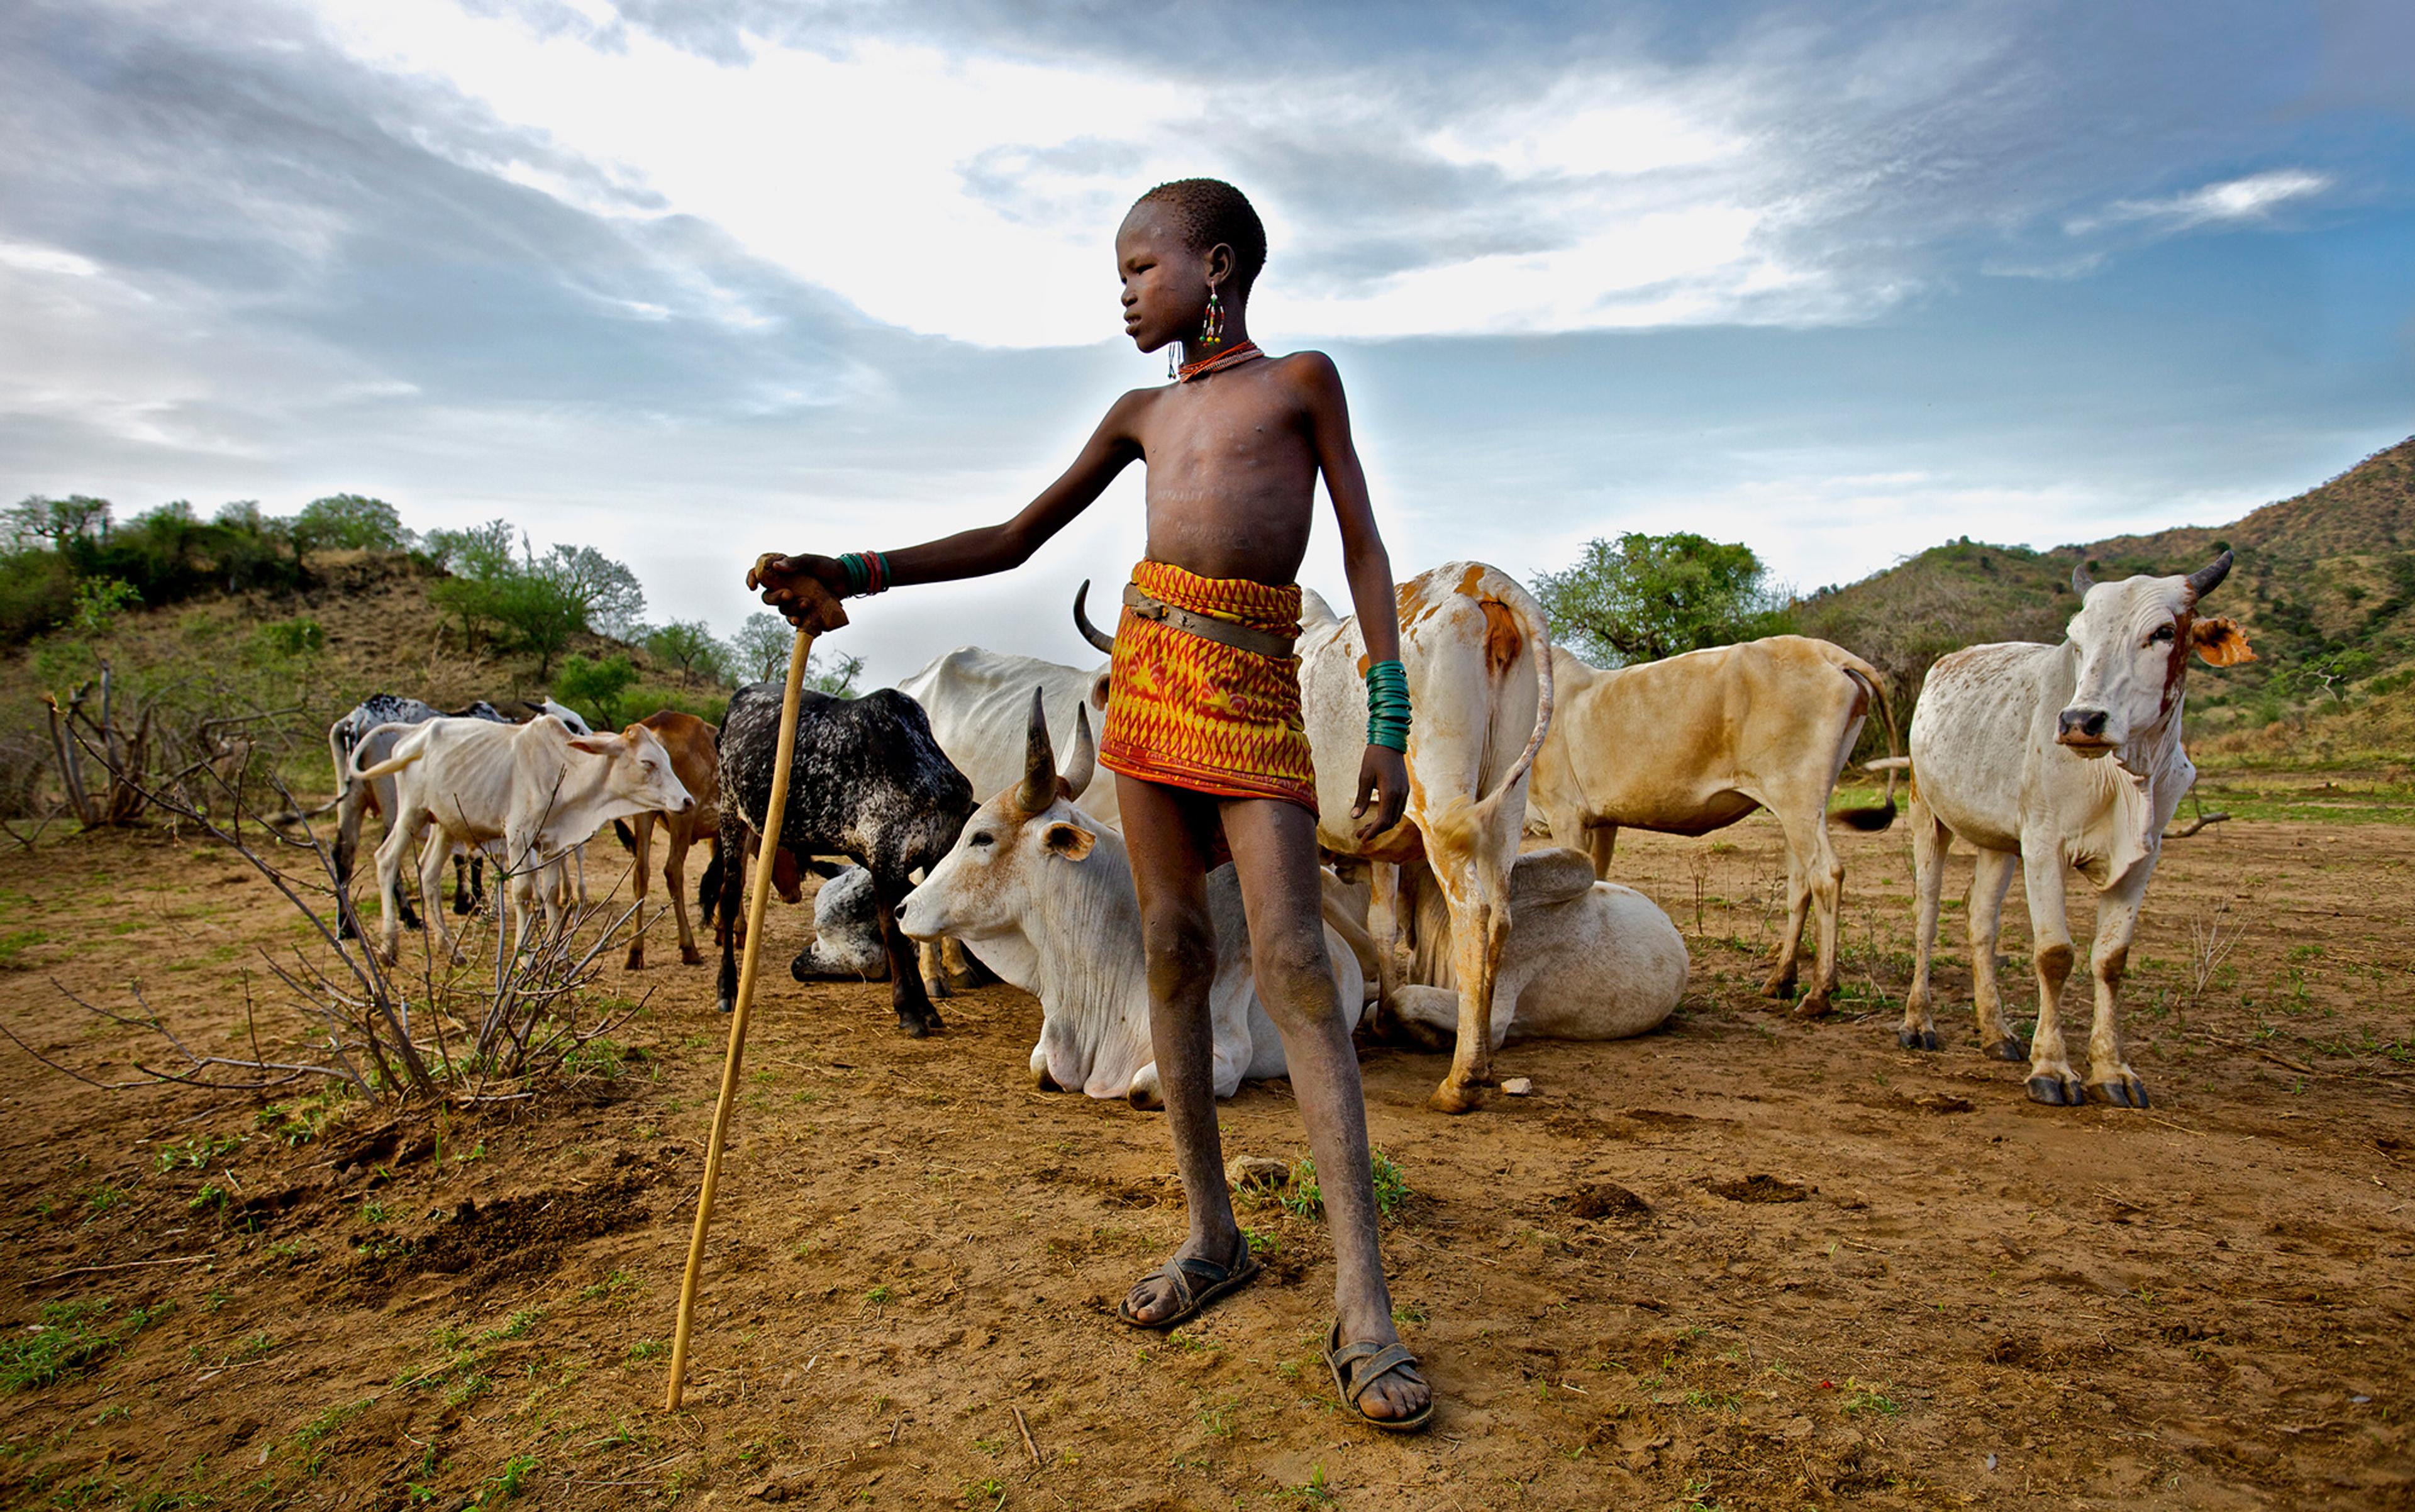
[
  {"x1": 329, "y1": 694, "x2": 588, "y2": 935},
  {"x1": 713, "y1": 682, "x2": 975, "y2": 1035}
]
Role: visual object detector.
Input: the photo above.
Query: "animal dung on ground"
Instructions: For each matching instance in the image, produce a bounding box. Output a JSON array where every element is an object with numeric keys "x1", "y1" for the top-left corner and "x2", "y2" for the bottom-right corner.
[
  {"x1": 1707, "y1": 1173, "x2": 1811, "y2": 1203},
  {"x1": 1225, "y1": 1155, "x2": 1291, "y2": 1191},
  {"x1": 1562, "y1": 1182, "x2": 1651, "y2": 1220}
]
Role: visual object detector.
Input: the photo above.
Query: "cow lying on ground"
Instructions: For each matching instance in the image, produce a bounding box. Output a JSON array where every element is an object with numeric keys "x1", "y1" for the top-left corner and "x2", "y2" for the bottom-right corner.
[
  {"x1": 1526, "y1": 636, "x2": 1897, "y2": 1018},
  {"x1": 353, "y1": 715, "x2": 690, "y2": 965},
  {"x1": 612, "y1": 709, "x2": 721, "y2": 969},
  {"x1": 1074, "y1": 562, "x2": 1555, "y2": 1115},
  {"x1": 713, "y1": 681, "x2": 974, "y2": 1035},
  {"x1": 1330, "y1": 849, "x2": 1689, "y2": 1049},
  {"x1": 897, "y1": 694, "x2": 1364, "y2": 1107},
  {"x1": 1899, "y1": 551, "x2": 2253, "y2": 1107},
  {"x1": 328, "y1": 695, "x2": 593, "y2": 933}
]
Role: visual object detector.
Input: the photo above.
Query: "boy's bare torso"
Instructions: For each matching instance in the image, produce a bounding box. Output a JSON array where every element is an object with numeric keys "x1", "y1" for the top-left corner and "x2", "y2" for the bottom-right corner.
[{"x1": 1125, "y1": 356, "x2": 1321, "y2": 588}]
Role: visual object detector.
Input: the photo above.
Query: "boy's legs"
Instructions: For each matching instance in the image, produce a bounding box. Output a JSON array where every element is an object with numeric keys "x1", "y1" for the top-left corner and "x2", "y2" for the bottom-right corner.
[
  {"x1": 1116, "y1": 773, "x2": 1243, "y2": 1320},
  {"x1": 1219, "y1": 796, "x2": 1430, "y2": 1424}
]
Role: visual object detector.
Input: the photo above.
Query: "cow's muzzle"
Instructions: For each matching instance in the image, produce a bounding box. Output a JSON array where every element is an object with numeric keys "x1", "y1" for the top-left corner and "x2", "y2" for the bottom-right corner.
[{"x1": 2057, "y1": 708, "x2": 2113, "y2": 750}]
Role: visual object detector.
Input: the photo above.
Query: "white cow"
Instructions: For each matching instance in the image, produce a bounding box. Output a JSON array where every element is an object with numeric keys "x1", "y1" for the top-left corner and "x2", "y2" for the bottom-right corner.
[
  {"x1": 1900, "y1": 551, "x2": 2253, "y2": 1107},
  {"x1": 1071, "y1": 563, "x2": 1555, "y2": 1113},
  {"x1": 1330, "y1": 849, "x2": 1689, "y2": 1049},
  {"x1": 899, "y1": 633, "x2": 1119, "y2": 831},
  {"x1": 897, "y1": 694, "x2": 1365, "y2": 1108},
  {"x1": 353, "y1": 716, "x2": 692, "y2": 965}
]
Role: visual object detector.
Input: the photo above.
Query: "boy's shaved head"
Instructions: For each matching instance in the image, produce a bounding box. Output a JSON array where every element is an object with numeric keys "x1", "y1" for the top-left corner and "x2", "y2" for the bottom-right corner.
[{"x1": 1135, "y1": 179, "x2": 1267, "y2": 295}]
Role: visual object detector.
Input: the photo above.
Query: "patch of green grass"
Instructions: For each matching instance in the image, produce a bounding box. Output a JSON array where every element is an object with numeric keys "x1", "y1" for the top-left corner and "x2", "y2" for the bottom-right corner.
[
  {"x1": 576, "y1": 1270, "x2": 638, "y2": 1302},
  {"x1": 1275, "y1": 1465, "x2": 1338, "y2": 1506},
  {"x1": 1, "y1": 1297, "x2": 175, "y2": 1392},
  {"x1": 1840, "y1": 1380, "x2": 1901, "y2": 1416},
  {"x1": 82, "y1": 1185, "x2": 129, "y2": 1221},
  {"x1": 480, "y1": 1309, "x2": 543, "y2": 1343},
  {"x1": 0, "y1": 929, "x2": 47, "y2": 969},
  {"x1": 625, "y1": 1338, "x2": 667, "y2": 1362},
  {"x1": 864, "y1": 1284, "x2": 893, "y2": 1306}
]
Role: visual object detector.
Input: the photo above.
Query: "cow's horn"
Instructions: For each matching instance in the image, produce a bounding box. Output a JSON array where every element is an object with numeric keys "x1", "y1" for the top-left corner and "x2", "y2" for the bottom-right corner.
[
  {"x1": 1062, "y1": 703, "x2": 1096, "y2": 801},
  {"x1": 1018, "y1": 686, "x2": 1057, "y2": 813},
  {"x1": 2070, "y1": 559, "x2": 2095, "y2": 596},
  {"x1": 1073, "y1": 580, "x2": 1116, "y2": 656},
  {"x1": 2185, "y1": 548, "x2": 2233, "y2": 601}
]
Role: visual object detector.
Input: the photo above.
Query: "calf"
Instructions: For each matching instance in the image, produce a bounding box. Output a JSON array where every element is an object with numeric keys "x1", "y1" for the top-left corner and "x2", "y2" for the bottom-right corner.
[
  {"x1": 713, "y1": 681, "x2": 974, "y2": 1034},
  {"x1": 898, "y1": 694, "x2": 1365, "y2": 1107},
  {"x1": 354, "y1": 716, "x2": 691, "y2": 965},
  {"x1": 613, "y1": 709, "x2": 722, "y2": 969},
  {"x1": 1900, "y1": 551, "x2": 2253, "y2": 1106}
]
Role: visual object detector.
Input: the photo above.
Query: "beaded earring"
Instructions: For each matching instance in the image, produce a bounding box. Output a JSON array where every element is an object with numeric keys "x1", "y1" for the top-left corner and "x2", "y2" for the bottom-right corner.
[{"x1": 1200, "y1": 284, "x2": 1225, "y2": 347}]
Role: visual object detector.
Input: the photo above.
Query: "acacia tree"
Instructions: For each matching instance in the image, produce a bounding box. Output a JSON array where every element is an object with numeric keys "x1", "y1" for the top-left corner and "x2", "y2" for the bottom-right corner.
[
  {"x1": 732, "y1": 612, "x2": 860, "y2": 693},
  {"x1": 644, "y1": 620, "x2": 733, "y2": 681},
  {"x1": 1533, "y1": 531, "x2": 1794, "y2": 666}
]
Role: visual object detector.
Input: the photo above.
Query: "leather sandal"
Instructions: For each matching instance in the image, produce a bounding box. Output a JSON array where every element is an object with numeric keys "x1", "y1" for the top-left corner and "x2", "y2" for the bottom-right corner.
[
  {"x1": 1114, "y1": 1232, "x2": 1260, "y2": 1331},
  {"x1": 1325, "y1": 1320, "x2": 1435, "y2": 1433}
]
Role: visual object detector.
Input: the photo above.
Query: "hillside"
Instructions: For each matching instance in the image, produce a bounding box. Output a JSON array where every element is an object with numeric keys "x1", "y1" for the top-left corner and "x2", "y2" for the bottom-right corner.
[
  {"x1": 0, "y1": 550, "x2": 729, "y2": 814},
  {"x1": 1796, "y1": 435, "x2": 2415, "y2": 759}
]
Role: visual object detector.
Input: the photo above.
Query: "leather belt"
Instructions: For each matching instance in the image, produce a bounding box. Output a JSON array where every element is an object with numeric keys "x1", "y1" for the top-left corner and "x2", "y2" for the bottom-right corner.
[{"x1": 1121, "y1": 584, "x2": 1296, "y2": 660}]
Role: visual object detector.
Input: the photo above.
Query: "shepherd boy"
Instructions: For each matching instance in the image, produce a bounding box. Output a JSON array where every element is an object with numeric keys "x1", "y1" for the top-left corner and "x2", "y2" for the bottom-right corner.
[{"x1": 751, "y1": 179, "x2": 1431, "y2": 1430}]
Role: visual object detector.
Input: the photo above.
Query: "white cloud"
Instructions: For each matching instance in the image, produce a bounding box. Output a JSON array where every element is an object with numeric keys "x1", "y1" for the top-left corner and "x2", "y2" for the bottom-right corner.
[
  {"x1": 0, "y1": 240, "x2": 103, "y2": 278},
  {"x1": 2068, "y1": 169, "x2": 2330, "y2": 235}
]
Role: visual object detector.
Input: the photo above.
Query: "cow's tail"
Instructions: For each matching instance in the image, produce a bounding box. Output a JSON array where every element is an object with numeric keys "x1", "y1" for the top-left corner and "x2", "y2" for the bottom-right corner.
[
  {"x1": 613, "y1": 818, "x2": 636, "y2": 852},
  {"x1": 328, "y1": 718, "x2": 353, "y2": 801},
  {"x1": 1434, "y1": 568, "x2": 1557, "y2": 853},
  {"x1": 348, "y1": 722, "x2": 424, "y2": 782},
  {"x1": 1830, "y1": 655, "x2": 1901, "y2": 831}
]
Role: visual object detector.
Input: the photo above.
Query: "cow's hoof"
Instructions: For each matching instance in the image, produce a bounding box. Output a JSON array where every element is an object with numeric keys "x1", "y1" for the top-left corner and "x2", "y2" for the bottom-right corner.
[
  {"x1": 2024, "y1": 1074, "x2": 2085, "y2": 1106},
  {"x1": 925, "y1": 974, "x2": 952, "y2": 1000},
  {"x1": 2090, "y1": 1076, "x2": 2150, "y2": 1109},
  {"x1": 789, "y1": 953, "x2": 812, "y2": 984},
  {"x1": 1984, "y1": 1037, "x2": 2029, "y2": 1062},
  {"x1": 623, "y1": 950, "x2": 643, "y2": 971},
  {"x1": 1760, "y1": 979, "x2": 1799, "y2": 1001},
  {"x1": 1792, "y1": 995, "x2": 1833, "y2": 1021},
  {"x1": 1428, "y1": 1083, "x2": 1486, "y2": 1115},
  {"x1": 1898, "y1": 1028, "x2": 1941, "y2": 1051},
  {"x1": 1033, "y1": 1065, "x2": 1063, "y2": 1093},
  {"x1": 718, "y1": 997, "x2": 735, "y2": 1015},
  {"x1": 680, "y1": 948, "x2": 704, "y2": 966}
]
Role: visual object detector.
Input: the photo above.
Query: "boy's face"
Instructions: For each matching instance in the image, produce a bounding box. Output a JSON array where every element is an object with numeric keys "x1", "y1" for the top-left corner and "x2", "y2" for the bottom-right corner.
[{"x1": 1116, "y1": 203, "x2": 1208, "y2": 355}]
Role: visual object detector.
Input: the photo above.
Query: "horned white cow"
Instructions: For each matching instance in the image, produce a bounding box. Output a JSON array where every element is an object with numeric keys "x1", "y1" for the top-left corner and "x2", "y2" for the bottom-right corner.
[
  {"x1": 1900, "y1": 551, "x2": 2253, "y2": 1107},
  {"x1": 1330, "y1": 849, "x2": 1689, "y2": 1049},
  {"x1": 1071, "y1": 562, "x2": 1553, "y2": 1113},
  {"x1": 898, "y1": 638, "x2": 1119, "y2": 830},
  {"x1": 1526, "y1": 636, "x2": 1899, "y2": 1016},
  {"x1": 353, "y1": 716, "x2": 692, "y2": 965},
  {"x1": 898, "y1": 695, "x2": 1364, "y2": 1108}
]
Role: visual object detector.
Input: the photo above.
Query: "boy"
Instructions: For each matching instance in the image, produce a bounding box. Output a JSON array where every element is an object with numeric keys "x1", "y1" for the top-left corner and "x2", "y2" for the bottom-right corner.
[{"x1": 750, "y1": 179, "x2": 1431, "y2": 1430}]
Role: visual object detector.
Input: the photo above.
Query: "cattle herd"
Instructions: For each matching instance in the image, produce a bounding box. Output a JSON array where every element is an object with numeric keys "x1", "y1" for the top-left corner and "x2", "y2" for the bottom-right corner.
[{"x1": 327, "y1": 548, "x2": 2249, "y2": 1113}]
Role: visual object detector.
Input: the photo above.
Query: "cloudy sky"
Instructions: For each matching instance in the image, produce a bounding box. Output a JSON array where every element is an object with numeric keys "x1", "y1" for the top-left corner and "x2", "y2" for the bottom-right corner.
[{"x1": 5, "y1": 0, "x2": 2411, "y2": 686}]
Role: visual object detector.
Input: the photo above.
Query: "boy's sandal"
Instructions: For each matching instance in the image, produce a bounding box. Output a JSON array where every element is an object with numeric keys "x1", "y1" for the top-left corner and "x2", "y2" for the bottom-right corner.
[
  {"x1": 1325, "y1": 1320, "x2": 1435, "y2": 1433},
  {"x1": 1115, "y1": 1234, "x2": 1260, "y2": 1331}
]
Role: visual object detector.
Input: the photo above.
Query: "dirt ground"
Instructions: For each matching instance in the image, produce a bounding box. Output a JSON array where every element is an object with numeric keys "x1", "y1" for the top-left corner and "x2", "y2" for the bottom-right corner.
[{"x1": 2, "y1": 800, "x2": 2412, "y2": 1511}]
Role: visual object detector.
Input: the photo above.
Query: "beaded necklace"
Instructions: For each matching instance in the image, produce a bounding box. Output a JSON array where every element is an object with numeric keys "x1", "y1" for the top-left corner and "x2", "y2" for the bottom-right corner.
[{"x1": 1176, "y1": 340, "x2": 1265, "y2": 382}]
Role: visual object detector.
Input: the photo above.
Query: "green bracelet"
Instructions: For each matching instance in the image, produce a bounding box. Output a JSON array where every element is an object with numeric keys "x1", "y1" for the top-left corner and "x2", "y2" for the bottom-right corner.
[{"x1": 1365, "y1": 659, "x2": 1411, "y2": 753}]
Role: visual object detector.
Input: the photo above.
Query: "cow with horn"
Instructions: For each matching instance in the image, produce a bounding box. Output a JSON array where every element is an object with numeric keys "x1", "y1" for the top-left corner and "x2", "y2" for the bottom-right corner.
[{"x1": 1899, "y1": 550, "x2": 2254, "y2": 1106}]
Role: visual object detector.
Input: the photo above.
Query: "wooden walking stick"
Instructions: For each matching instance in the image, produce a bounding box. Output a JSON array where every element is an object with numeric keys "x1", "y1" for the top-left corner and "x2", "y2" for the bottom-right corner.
[{"x1": 665, "y1": 562, "x2": 846, "y2": 1412}]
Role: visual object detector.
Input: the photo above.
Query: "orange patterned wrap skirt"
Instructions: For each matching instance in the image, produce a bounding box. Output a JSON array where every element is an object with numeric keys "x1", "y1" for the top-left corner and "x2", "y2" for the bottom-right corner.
[{"x1": 1096, "y1": 560, "x2": 1318, "y2": 814}]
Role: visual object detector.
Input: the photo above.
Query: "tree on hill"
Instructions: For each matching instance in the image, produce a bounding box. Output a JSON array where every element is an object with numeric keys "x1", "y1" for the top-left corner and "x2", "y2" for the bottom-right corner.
[
  {"x1": 644, "y1": 619, "x2": 733, "y2": 682},
  {"x1": 294, "y1": 494, "x2": 411, "y2": 552},
  {"x1": 731, "y1": 611, "x2": 863, "y2": 694},
  {"x1": 425, "y1": 521, "x2": 647, "y2": 675},
  {"x1": 1534, "y1": 531, "x2": 1794, "y2": 666}
]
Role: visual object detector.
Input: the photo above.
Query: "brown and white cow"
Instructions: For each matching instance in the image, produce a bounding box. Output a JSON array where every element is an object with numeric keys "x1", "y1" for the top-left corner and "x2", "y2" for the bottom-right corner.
[
  {"x1": 614, "y1": 709, "x2": 721, "y2": 969},
  {"x1": 1899, "y1": 551, "x2": 2253, "y2": 1106},
  {"x1": 1080, "y1": 562, "x2": 1555, "y2": 1113},
  {"x1": 1526, "y1": 635, "x2": 1899, "y2": 1016}
]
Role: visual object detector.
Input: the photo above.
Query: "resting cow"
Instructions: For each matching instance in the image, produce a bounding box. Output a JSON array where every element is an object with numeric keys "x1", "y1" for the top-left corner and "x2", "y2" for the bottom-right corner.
[
  {"x1": 1074, "y1": 561, "x2": 1553, "y2": 1114},
  {"x1": 1899, "y1": 551, "x2": 2253, "y2": 1107},
  {"x1": 1333, "y1": 849, "x2": 1689, "y2": 1050},
  {"x1": 353, "y1": 715, "x2": 691, "y2": 965},
  {"x1": 1526, "y1": 636, "x2": 1897, "y2": 1016},
  {"x1": 899, "y1": 694, "x2": 1365, "y2": 1107},
  {"x1": 898, "y1": 640, "x2": 1119, "y2": 829},
  {"x1": 713, "y1": 681, "x2": 974, "y2": 1035}
]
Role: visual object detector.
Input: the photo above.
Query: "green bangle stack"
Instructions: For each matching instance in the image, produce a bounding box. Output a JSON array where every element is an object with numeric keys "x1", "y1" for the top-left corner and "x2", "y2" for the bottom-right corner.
[{"x1": 1365, "y1": 659, "x2": 1411, "y2": 753}]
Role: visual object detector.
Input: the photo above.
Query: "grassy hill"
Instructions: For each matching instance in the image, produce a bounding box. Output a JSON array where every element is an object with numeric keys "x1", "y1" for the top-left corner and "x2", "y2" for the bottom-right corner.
[
  {"x1": 0, "y1": 550, "x2": 731, "y2": 816},
  {"x1": 1796, "y1": 435, "x2": 2415, "y2": 762}
]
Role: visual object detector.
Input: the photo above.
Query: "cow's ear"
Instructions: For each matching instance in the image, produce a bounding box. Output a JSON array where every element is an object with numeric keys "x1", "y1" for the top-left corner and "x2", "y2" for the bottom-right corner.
[
  {"x1": 1087, "y1": 670, "x2": 1112, "y2": 712},
  {"x1": 2191, "y1": 616, "x2": 2255, "y2": 667},
  {"x1": 1043, "y1": 821, "x2": 1096, "y2": 861},
  {"x1": 566, "y1": 734, "x2": 616, "y2": 754}
]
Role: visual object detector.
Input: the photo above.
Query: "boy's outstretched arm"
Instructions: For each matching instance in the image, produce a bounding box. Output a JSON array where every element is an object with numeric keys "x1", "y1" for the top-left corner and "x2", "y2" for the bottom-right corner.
[
  {"x1": 753, "y1": 391, "x2": 1149, "y2": 621},
  {"x1": 1292, "y1": 352, "x2": 1409, "y2": 841}
]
